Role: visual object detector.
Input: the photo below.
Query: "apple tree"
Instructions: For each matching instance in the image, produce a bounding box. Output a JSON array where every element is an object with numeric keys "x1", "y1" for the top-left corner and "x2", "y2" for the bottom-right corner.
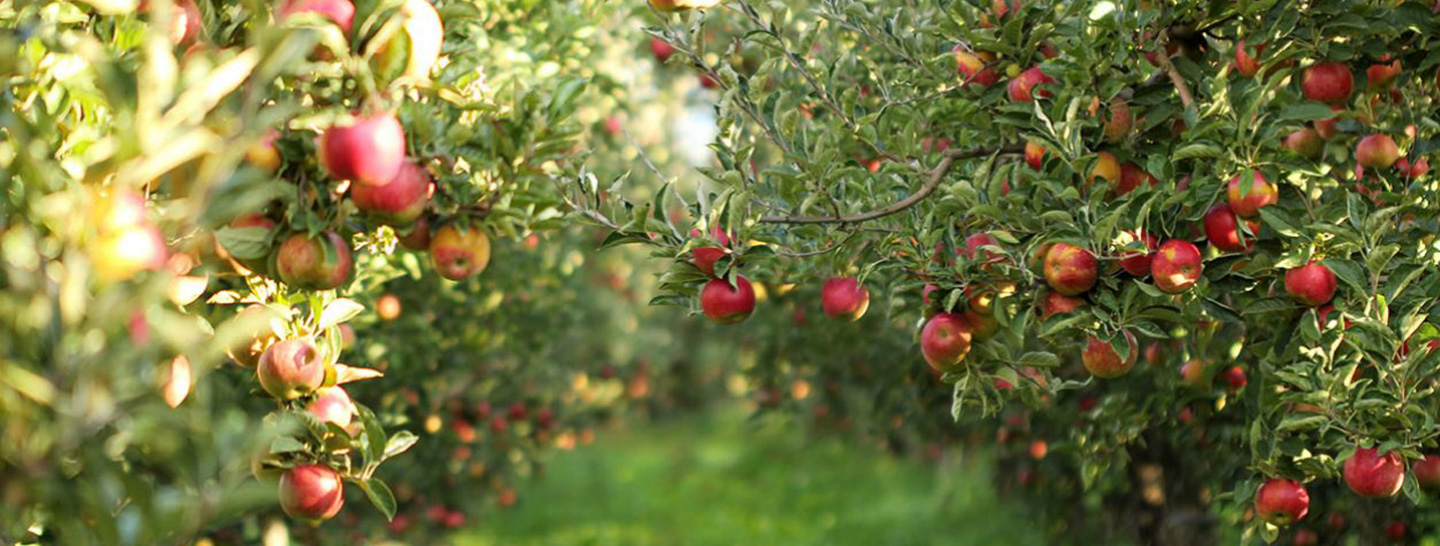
[{"x1": 581, "y1": 0, "x2": 1440, "y2": 542}]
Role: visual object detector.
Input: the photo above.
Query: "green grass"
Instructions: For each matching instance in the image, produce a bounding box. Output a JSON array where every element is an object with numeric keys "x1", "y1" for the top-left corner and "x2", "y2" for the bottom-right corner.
[{"x1": 457, "y1": 408, "x2": 1044, "y2": 546}]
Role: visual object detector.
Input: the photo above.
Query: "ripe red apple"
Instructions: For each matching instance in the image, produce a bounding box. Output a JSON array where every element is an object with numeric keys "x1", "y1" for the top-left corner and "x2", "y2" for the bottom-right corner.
[
  {"x1": 1043, "y1": 242, "x2": 1098, "y2": 296},
  {"x1": 277, "y1": 0, "x2": 356, "y2": 33},
  {"x1": 698, "y1": 73, "x2": 719, "y2": 89},
  {"x1": 1040, "y1": 290, "x2": 1083, "y2": 319},
  {"x1": 1284, "y1": 261, "x2": 1336, "y2": 307},
  {"x1": 1151, "y1": 239, "x2": 1202, "y2": 294},
  {"x1": 1082, "y1": 330, "x2": 1137, "y2": 378},
  {"x1": 1029, "y1": 439, "x2": 1047, "y2": 460},
  {"x1": 397, "y1": 215, "x2": 432, "y2": 251},
  {"x1": 373, "y1": 0, "x2": 444, "y2": 81},
  {"x1": 279, "y1": 464, "x2": 345, "y2": 521},
  {"x1": 700, "y1": 275, "x2": 756, "y2": 324},
  {"x1": 1301, "y1": 61, "x2": 1354, "y2": 105},
  {"x1": 225, "y1": 304, "x2": 283, "y2": 367},
  {"x1": 921, "y1": 312, "x2": 973, "y2": 372},
  {"x1": 1413, "y1": 454, "x2": 1440, "y2": 492},
  {"x1": 1397, "y1": 156, "x2": 1430, "y2": 178},
  {"x1": 1292, "y1": 529, "x2": 1317, "y2": 546},
  {"x1": 1223, "y1": 365, "x2": 1248, "y2": 390},
  {"x1": 959, "y1": 232, "x2": 1003, "y2": 268},
  {"x1": 257, "y1": 338, "x2": 326, "y2": 400},
  {"x1": 352, "y1": 161, "x2": 431, "y2": 226},
  {"x1": 1006, "y1": 66, "x2": 1053, "y2": 102},
  {"x1": 321, "y1": 111, "x2": 406, "y2": 187},
  {"x1": 1385, "y1": 521, "x2": 1407, "y2": 543},
  {"x1": 690, "y1": 227, "x2": 731, "y2": 277},
  {"x1": 1203, "y1": 203, "x2": 1256, "y2": 253},
  {"x1": 1088, "y1": 151, "x2": 1121, "y2": 187},
  {"x1": 1343, "y1": 445, "x2": 1405, "y2": 498},
  {"x1": 1233, "y1": 40, "x2": 1263, "y2": 78},
  {"x1": 1255, "y1": 478, "x2": 1309, "y2": 525},
  {"x1": 429, "y1": 224, "x2": 491, "y2": 280},
  {"x1": 821, "y1": 277, "x2": 870, "y2": 321},
  {"x1": 1283, "y1": 128, "x2": 1324, "y2": 160},
  {"x1": 1024, "y1": 142, "x2": 1045, "y2": 169},
  {"x1": 1355, "y1": 134, "x2": 1400, "y2": 169},
  {"x1": 307, "y1": 386, "x2": 355, "y2": 429},
  {"x1": 650, "y1": 37, "x2": 676, "y2": 62},
  {"x1": 1115, "y1": 162, "x2": 1158, "y2": 196},
  {"x1": 276, "y1": 231, "x2": 353, "y2": 290},
  {"x1": 1118, "y1": 231, "x2": 1158, "y2": 276},
  {"x1": 376, "y1": 293, "x2": 402, "y2": 320},
  {"x1": 1227, "y1": 171, "x2": 1277, "y2": 218},
  {"x1": 1103, "y1": 98, "x2": 1132, "y2": 143},
  {"x1": 953, "y1": 47, "x2": 998, "y2": 87},
  {"x1": 1314, "y1": 105, "x2": 1344, "y2": 139},
  {"x1": 1366, "y1": 57, "x2": 1402, "y2": 90}
]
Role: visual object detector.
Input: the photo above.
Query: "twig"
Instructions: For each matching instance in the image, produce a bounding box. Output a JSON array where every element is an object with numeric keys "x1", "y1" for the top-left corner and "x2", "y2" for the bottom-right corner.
[
  {"x1": 759, "y1": 144, "x2": 1019, "y2": 224},
  {"x1": 1157, "y1": 32, "x2": 1195, "y2": 109}
]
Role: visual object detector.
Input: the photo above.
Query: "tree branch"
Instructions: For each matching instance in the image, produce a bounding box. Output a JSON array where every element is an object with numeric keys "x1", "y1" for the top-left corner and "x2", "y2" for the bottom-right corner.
[
  {"x1": 758, "y1": 144, "x2": 1018, "y2": 225},
  {"x1": 1157, "y1": 32, "x2": 1195, "y2": 109}
]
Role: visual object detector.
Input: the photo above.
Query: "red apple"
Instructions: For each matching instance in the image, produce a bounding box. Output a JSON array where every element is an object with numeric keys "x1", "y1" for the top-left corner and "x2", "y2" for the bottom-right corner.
[
  {"x1": 1283, "y1": 128, "x2": 1324, "y2": 160},
  {"x1": 397, "y1": 215, "x2": 432, "y2": 251},
  {"x1": 1302, "y1": 61, "x2": 1354, "y2": 105},
  {"x1": 257, "y1": 338, "x2": 326, "y2": 400},
  {"x1": 1024, "y1": 142, "x2": 1045, "y2": 170},
  {"x1": 1223, "y1": 365, "x2": 1247, "y2": 390},
  {"x1": 650, "y1": 37, "x2": 676, "y2": 62},
  {"x1": 960, "y1": 232, "x2": 1003, "y2": 268},
  {"x1": 277, "y1": 0, "x2": 356, "y2": 33},
  {"x1": 307, "y1": 386, "x2": 355, "y2": 429},
  {"x1": 1355, "y1": 134, "x2": 1400, "y2": 169},
  {"x1": 1103, "y1": 98, "x2": 1132, "y2": 143},
  {"x1": 821, "y1": 277, "x2": 870, "y2": 321},
  {"x1": 1366, "y1": 57, "x2": 1402, "y2": 90},
  {"x1": 1227, "y1": 171, "x2": 1277, "y2": 218},
  {"x1": 1255, "y1": 478, "x2": 1309, "y2": 525},
  {"x1": 1292, "y1": 529, "x2": 1317, "y2": 546},
  {"x1": 1343, "y1": 445, "x2": 1405, "y2": 498},
  {"x1": 1007, "y1": 66, "x2": 1053, "y2": 102},
  {"x1": 279, "y1": 464, "x2": 345, "y2": 521},
  {"x1": 1180, "y1": 360, "x2": 1207, "y2": 385},
  {"x1": 1040, "y1": 291, "x2": 1083, "y2": 319},
  {"x1": 1397, "y1": 156, "x2": 1430, "y2": 178},
  {"x1": 1414, "y1": 454, "x2": 1440, "y2": 492},
  {"x1": 1043, "y1": 242, "x2": 1098, "y2": 296},
  {"x1": 953, "y1": 47, "x2": 998, "y2": 88},
  {"x1": 276, "y1": 231, "x2": 352, "y2": 290},
  {"x1": 1203, "y1": 203, "x2": 1255, "y2": 253},
  {"x1": 352, "y1": 161, "x2": 431, "y2": 226},
  {"x1": 321, "y1": 111, "x2": 407, "y2": 187},
  {"x1": 1117, "y1": 231, "x2": 1158, "y2": 276},
  {"x1": 1233, "y1": 39, "x2": 1263, "y2": 78},
  {"x1": 921, "y1": 312, "x2": 973, "y2": 372},
  {"x1": 1385, "y1": 521, "x2": 1407, "y2": 543},
  {"x1": 1285, "y1": 261, "x2": 1336, "y2": 307},
  {"x1": 690, "y1": 227, "x2": 731, "y2": 277},
  {"x1": 1151, "y1": 239, "x2": 1202, "y2": 294},
  {"x1": 1314, "y1": 106, "x2": 1344, "y2": 139},
  {"x1": 429, "y1": 224, "x2": 491, "y2": 280},
  {"x1": 1115, "y1": 162, "x2": 1158, "y2": 196},
  {"x1": 1082, "y1": 330, "x2": 1137, "y2": 379},
  {"x1": 701, "y1": 275, "x2": 756, "y2": 324},
  {"x1": 1088, "y1": 151, "x2": 1121, "y2": 187}
]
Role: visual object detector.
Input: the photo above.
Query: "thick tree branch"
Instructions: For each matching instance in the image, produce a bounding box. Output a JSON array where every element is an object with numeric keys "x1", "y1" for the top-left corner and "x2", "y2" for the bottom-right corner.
[{"x1": 758, "y1": 144, "x2": 1018, "y2": 225}]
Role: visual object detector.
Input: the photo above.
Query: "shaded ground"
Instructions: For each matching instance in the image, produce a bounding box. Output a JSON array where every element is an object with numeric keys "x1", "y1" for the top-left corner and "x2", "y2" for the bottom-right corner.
[{"x1": 458, "y1": 407, "x2": 1044, "y2": 546}]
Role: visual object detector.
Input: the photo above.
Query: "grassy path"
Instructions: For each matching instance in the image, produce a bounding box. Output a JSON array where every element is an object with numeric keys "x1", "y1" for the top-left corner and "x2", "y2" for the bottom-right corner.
[{"x1": 458, "y1": 408, "x2": 1044, "y2": 546}]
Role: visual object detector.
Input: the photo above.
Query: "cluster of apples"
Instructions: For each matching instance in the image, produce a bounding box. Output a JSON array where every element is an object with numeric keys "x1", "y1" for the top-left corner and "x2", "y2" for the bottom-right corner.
[
  {"x1": 219, "y1": 0, "x2": 493, "y2": 295},
  {"x1": 692, "y1": 227, "x2": 874, "y2": 326},
  {"x1": 1255, "y1": 448, "x2": 1440, "y2": 536}
]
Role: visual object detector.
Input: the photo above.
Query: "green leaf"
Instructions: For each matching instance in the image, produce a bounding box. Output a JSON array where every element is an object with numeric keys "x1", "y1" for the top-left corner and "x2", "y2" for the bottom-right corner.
[
  {"x1": 361, "y1": 477, "x2": 398, "y2": 521},
  {"x1": 382, "y1": 430, "x2": 418, "y2": 462},
  {"x1": 1279, "y1": 103, "x2": 1342, "y2": 122},
  {"x1": 1017, "y1": 351, "x2": 1060, "y2": 368}
]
